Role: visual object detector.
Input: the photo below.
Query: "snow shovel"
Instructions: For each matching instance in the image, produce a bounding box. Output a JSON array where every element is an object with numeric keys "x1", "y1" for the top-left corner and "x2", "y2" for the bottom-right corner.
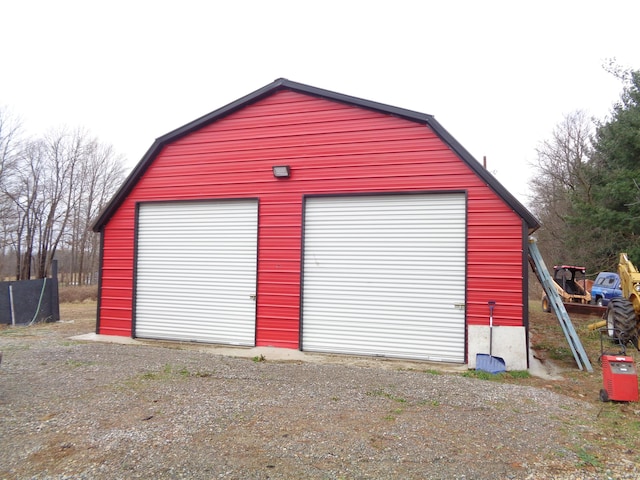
[{"x1": 476, "y1": 300, "x2": 506, "y2": 374}]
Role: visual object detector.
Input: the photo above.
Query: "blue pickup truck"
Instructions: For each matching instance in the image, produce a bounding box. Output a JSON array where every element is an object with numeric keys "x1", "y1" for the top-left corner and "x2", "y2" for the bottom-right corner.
[{"x1": 590, "y1": 272, "x2": 623, "y2": 306}]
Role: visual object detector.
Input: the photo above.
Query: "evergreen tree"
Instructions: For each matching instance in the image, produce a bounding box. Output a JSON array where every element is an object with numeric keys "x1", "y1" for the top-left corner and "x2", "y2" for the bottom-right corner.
[{"x1": 566, "y1": 67, "x2": 640, "y2": 270}]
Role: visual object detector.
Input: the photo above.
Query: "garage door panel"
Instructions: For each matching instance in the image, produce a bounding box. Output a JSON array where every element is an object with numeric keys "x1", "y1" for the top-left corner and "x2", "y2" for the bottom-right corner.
[
  {"x1": 302, "y1": 193, "x2": 466, "y2": 362},
  {"x1": 135, "y1": 200, "x2": 258, "y2": 345}
]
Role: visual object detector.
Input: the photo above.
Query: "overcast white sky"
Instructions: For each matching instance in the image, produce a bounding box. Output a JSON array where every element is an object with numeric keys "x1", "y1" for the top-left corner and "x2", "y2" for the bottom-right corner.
[{"x1": 2, "y1": 1, "x2": 639, "y2": 207}]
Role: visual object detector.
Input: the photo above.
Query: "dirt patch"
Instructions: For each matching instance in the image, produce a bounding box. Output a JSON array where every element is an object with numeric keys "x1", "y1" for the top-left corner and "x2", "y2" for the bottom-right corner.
[{"x1": 0, "y1": 302, "x2": 639, "y2": 479}]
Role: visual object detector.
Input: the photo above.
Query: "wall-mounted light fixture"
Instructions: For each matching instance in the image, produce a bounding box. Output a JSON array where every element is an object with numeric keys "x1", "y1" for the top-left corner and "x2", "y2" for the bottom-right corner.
[{"x1": 272, "y1": 165, "x2": 291, "y2": 178}]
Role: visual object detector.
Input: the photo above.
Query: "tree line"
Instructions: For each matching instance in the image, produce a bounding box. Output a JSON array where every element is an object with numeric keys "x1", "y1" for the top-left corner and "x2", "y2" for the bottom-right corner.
[
  {"x1": 0, "y1": 109, "x2": 125, "y2": 284},
  {"x1": 530, "y1": 63, "x2": 640, "y2": 275}
]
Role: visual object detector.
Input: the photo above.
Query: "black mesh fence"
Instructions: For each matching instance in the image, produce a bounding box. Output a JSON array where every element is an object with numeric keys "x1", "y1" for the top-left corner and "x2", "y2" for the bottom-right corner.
[{"x1": 0, "y1": 262, "x2": 60, "y2": 325}]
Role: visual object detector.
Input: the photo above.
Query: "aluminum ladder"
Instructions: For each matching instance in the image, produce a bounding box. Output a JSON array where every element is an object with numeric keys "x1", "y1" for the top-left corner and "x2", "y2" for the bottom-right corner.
[{"x1": 528, "y1": 237, "x2": 593, "y2": 372}]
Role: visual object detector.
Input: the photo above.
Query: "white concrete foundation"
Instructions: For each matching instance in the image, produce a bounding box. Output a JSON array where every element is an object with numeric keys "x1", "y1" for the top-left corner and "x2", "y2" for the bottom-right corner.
[{"x1": 467, "y1": 325, "x2": 527, "y2": 371}]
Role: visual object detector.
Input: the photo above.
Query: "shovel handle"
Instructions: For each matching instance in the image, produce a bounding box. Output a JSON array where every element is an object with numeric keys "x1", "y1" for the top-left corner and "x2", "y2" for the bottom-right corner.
[
  {"x1": 488, "y1": 300, "x2": 496, "y2": 325},
  {"x1": 488, "y1": 301, "x2": 496, "y2": 355}
]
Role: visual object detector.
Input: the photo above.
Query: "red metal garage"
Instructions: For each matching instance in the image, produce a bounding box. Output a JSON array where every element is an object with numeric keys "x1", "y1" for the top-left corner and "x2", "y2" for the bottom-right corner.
[{"x1": 92, "y1": 78, "x2": 539, "y2": 368}]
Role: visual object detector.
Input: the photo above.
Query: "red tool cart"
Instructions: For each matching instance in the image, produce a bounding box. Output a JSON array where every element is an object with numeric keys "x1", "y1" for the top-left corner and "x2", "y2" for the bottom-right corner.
[
  {"x1": 600, "y1": 354, "x2": 639, "y2": 402},
  {"x1": 599, "y1": 327, "x2": 639, "y2": 402}
]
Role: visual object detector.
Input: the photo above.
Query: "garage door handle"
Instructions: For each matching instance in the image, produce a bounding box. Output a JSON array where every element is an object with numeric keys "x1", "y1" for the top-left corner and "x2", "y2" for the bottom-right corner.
[{"x1": 249, "y1": 294, "x2": 256, "y2": 301}]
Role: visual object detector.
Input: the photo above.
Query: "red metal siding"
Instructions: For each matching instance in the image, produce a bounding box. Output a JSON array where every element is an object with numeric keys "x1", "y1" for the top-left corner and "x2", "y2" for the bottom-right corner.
[
  {"x1": 99, "y1": 203, "x2": 135, "y2": 336},
  {"x1": 98, "y1": 90, "x2": 525, "y2": 346}
]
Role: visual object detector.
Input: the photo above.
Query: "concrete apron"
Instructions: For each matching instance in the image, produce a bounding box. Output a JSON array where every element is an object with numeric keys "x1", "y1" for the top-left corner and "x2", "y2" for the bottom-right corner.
[{"x1": 71, "y1": 333, "x2": 561, "y2": 379}]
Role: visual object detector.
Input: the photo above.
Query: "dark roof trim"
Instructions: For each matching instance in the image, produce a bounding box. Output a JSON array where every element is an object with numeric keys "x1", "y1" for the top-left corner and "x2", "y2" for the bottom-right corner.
[
  {"x1": 92, "y1": 78, "x2": 539, "y2": 232},
  {"x1": 424, "y1": 114, "x2": 540, "y2": 232}
]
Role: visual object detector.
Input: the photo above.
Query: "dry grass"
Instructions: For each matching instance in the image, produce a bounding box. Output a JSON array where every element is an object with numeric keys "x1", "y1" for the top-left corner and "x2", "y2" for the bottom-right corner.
[
  {"x1": 58, "y1": 285, "x2": 98, "y2": 303},
  {"x1": 60, "y1": 301, "x2": 97, "y2": 322}
]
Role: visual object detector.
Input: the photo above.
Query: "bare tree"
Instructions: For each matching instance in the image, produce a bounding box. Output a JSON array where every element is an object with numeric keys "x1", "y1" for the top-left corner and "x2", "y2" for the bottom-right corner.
[
  {"x1": 68, "y1": 140, "x2": 125, "y2": 284},
  {"x1": 0, "y1": 106, "x2": 22, "y2": 183},
  {"x1": 4, "y1": 139, "x2": 45, "y2": 279},
  {"x1": 528, "y1": 110, "x2": 595, "y2": 266},
  {"x1": 0, "y1": 107, "x2": 23, "y2": 277},
  {"x1": 34, "y1": 128, "x2": 90, "y2": 278},
  {"x1": 2, "y1": 125, "x2": 125, "y2": 282}
]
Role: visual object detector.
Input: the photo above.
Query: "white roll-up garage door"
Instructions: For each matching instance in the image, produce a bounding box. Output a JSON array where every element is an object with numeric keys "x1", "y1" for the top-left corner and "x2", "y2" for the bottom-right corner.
[
  {"x1": 135, "y1": 200, "x2": 258, "y2": 345},
  {"x1": 302, "y1": 193, "x2": 466, "y2": 362}
]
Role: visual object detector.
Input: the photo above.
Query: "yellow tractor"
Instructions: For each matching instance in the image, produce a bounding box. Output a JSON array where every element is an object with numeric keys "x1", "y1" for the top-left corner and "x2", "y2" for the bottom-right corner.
[{"x1": 605, "y1": 253, "x2": 640, "y2": 349}]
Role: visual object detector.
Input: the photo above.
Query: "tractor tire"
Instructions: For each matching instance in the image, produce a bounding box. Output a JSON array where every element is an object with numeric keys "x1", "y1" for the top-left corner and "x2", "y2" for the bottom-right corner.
[
  {"x1": 541, "y1": 295, "x2": 551, "y2": 313},
  {"x1": 605, "y1": 298, "x2": 638, "y2": 344}
]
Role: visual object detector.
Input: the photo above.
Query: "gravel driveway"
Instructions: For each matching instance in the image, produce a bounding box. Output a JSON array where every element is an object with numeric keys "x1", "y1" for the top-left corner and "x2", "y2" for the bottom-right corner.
[{"x1": 0, "y1": 318, "x2": 636, "y2": 479}]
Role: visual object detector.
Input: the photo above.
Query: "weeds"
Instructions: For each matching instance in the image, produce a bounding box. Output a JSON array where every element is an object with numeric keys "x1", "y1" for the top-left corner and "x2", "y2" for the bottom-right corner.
[
  {"x1": 0, "y1": 328, "x2": 30, "y2": 337},
  {"x1": 252, "y1": 354, "x2": 266, "y2": 363},
  {"x1": 592, "y1": 403, "x2": 640, "y2": 457},
  {"x1": 575, "y1": 447, "x2": 602, "y2": 468},
  {"x1": 65, "y1": 359, "x2": 95, "y2": 368},
  {"x1": 367, "y1": 387, "x2": 409, "y2": 421},
  {"x1": 533, "y1": 340, "x2": 575, "y2": 361},
  {"x1": 0, "y1": 344, "x2": 30, "y2": 351},
  {"x1": 137, "y1": 364, "x2": 214, "y2": 382},
  {"x1": 366, "y1": 388, "x2": 406, "y2": 403},
  {"x1": 461, "y1": 370, "x2": 531, "y2": 381}
]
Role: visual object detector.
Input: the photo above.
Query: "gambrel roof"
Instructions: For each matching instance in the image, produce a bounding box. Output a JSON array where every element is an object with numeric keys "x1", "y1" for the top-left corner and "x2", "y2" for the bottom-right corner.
[{"x1": 92, "y1": 78, "x2": 539, "y2": 232}]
